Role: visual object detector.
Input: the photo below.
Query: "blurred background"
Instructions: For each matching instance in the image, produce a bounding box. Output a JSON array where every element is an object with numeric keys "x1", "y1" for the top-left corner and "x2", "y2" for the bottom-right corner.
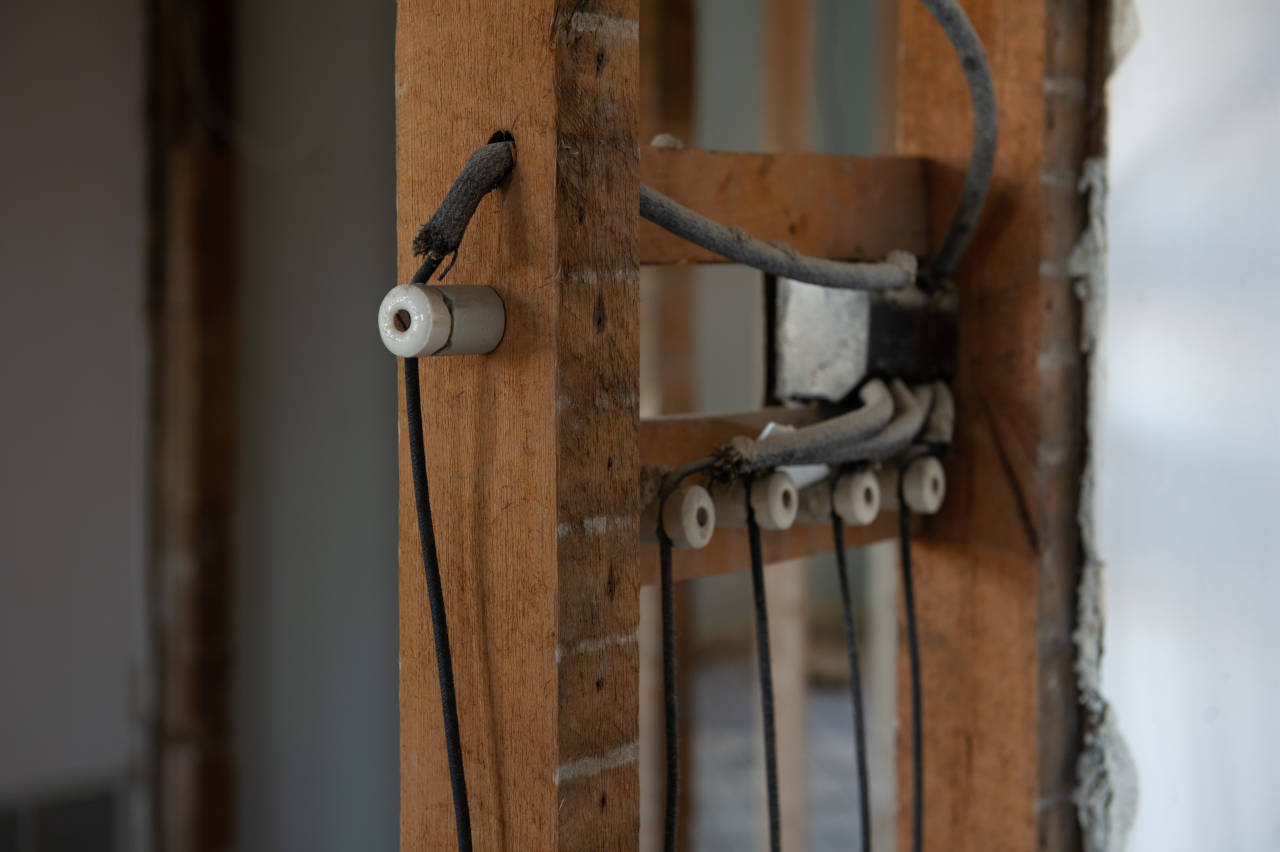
[{"x1": 1, "y1": 0, "x2": 1277, "y2": 850}]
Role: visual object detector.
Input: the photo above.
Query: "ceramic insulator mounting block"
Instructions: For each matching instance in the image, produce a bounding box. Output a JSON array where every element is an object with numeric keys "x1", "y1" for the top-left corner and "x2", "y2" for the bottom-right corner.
[
  {"x1": 878, "y1": 456, "x2": 946, "y2": 515},
  {"x1": 640, "y1": 485, "x2": 716, "y2": 550},
  {"x1": 833, "y1": 470, "x2": 881, "y2": 525},
  {"x1": 378, "y1": 283, "x2": 505, "y2": 357},
  {"x1": 712, "y1": 471, "x2": 799, "y2": 531},
  {"x1": 797, "y1": 470, "x2": 881, "y2": 526}
]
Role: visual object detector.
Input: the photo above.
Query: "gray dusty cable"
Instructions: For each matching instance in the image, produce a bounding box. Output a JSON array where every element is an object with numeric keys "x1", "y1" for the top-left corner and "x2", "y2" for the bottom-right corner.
[
  {"x1": 640, "y1": 0, "x2": 994, "y2": 285},
  {"x1": 828, "y1": 380, "x2": 936, "y2": 464},
  {"x1": 919, "y1": 0, "x2": 998, "y2": 279},
  {"x1": 719, "y1": 380, "x2": 896, "y2": 473},
  {"x1": 640, "y1": 184, "x2": 917, "y2": 290},
  {"x1": 918, "y1": 381, "x2": 955, "y2": 445}
]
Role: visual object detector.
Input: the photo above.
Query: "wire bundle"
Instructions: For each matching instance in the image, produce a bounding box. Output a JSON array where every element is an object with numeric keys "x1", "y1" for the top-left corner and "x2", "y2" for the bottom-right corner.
[{"x1": 646, "y1": 0, "x2": 992, "y2": 847}]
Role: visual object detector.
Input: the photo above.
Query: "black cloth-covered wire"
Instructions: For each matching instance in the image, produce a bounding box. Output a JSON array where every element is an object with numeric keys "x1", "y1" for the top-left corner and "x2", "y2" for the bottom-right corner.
[
  {"x1": 831, "y1": 502, "x2": 873, "y2": 852},
  {"x1": 654, "y1": 457, "x2": 714, "y2": 852},
  {"x1": 404, "y1": 356, "x2": 473, "y2": 852},
  {"x1": 746, "y1": 481, "x2": 783, "y2": 852},
  {"x1": 898, "y1": 454, "x2": 930, "y2": 852},
  {"x1": 658, "y1": 531, "x2": 680, "y2": 852}
]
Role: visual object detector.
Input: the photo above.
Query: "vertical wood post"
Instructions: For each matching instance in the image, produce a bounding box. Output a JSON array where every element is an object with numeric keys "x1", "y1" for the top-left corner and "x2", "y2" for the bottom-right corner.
[
  {"x1": 396, "y1": 2, "x2": 640, "y2": 849},
  {"x1": 894, "y1": 0, "x2": 1101, "y2": 849}
]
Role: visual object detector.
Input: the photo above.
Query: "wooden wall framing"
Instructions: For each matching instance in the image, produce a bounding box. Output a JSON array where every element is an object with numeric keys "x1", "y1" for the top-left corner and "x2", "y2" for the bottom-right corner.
[
  {"x1": 395, "y1": 1, "x2": 1105, "y2": 849},
  {"x1": 396, "y1": 2, "x2": 642, "y2": 848},
  {"x1": 893, "y1": 0, "x2": 1106, "y2": 849}
]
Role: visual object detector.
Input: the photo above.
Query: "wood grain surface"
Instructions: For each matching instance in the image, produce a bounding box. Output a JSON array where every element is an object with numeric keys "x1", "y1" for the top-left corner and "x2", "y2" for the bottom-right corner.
[
  {"x1": 396, "y1": 2, "x2": 640, "y2": 848},
  {"x1": 893, "y1": 0, "x2": 1097, "y2": 849}
]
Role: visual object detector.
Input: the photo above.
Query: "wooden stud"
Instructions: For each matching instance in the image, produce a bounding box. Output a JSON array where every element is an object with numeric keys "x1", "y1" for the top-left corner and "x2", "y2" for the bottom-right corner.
[
  {"x1": 396, "y1": 2, "x2": 640, "y2": 849},
  {"x1": 892, "y1": 0, "x2": 1098, "y2": 849}
]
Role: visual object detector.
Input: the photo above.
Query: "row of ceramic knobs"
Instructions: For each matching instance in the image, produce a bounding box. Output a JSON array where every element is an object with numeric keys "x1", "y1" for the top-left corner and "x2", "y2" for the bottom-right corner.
[{"x1": 642, "y1": 459, "x2": 946, "y2": 550}]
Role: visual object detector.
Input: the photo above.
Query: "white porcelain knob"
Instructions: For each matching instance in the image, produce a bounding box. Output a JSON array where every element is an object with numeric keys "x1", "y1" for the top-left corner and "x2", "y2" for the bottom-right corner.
[
  {"x1": 832, "y1": 470, "x2": 881, "y2": 526},
  {"x1": 712, "y1": 471, "x2": 799, "y2": 532},
  {"x1": 378, "y1": 283, "x2": 451, "y2": 357},
  {"x1": 641, "y1": 484, "x2": 716, "y2": 550},
  {"x1": 797, "y1": 470, "x2": 880, "y2": 525},
  {"x1": 878, "y1": 457, "x2": 946, "y2": 514},
  {"x1": 378, "y1": 284, "x2": 506, "y2": 357}
]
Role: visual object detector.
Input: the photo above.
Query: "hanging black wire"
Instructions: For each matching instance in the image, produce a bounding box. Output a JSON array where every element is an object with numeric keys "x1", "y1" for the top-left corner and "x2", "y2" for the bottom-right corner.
[
  {"x1": 654, "y1": 457, "x2": 715, "y2": 852},
  {"x1": 658, "y1": 530, "x2": 680, "y2": 852},
  {"x1": 830, "y1": 493, "x2": 873, "y2": 852},
  {"x1": 404, "y1": 356, "x2": 473, "y2": 852},
  {"x1": 898, "y1": 456, "x2": 928, "y2": 852},
  {"x1": 746, "y1": 480, "x2": 782, "y2": 852},
  {"x1": 397, "y1": 139, "x2": 517, "y2": 852}
]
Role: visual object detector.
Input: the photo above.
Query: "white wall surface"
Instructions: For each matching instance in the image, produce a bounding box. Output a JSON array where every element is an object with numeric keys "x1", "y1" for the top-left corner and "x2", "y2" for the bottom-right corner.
[
  {"x1": 1100, "y1": 1, "x2": 1280, "y2": 849},
  {"x1": 0, "y1": 0, "x2": 147, "y2": 798}
]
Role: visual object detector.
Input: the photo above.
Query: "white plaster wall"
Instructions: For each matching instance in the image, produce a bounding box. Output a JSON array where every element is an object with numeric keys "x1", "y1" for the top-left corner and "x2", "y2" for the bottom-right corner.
[{"x1": 1100, "y1": 1, "x2": 1280, "y2": 848}]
